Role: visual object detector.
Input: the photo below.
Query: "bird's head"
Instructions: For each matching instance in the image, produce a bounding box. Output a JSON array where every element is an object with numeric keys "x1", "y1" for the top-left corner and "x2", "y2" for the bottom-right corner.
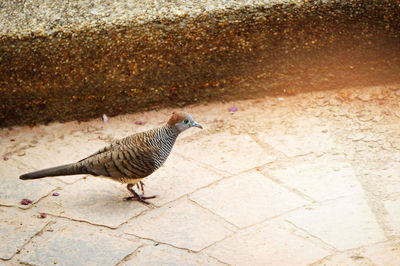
[{"x1": 167, "y1": 111, "x2": 203, "y2": 132}]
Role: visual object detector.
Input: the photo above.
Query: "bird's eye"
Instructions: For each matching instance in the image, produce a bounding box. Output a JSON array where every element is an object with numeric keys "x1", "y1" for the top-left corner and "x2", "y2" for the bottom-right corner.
[{"x1": 183, "y1": 119, "x2": 189, "y2": 124}]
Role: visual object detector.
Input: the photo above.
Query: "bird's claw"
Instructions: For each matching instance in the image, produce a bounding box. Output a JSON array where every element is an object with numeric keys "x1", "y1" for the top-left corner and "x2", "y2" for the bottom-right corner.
[
  {"x1": 124, "y1": 195, "x2": 151, "y2": 204},
  {"x1": 126, "y1": 184, "x2": 156, "y2": 205}
]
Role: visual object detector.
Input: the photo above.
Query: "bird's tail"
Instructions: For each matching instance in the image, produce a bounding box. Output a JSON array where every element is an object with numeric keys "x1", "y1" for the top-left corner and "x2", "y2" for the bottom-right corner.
[{"x1": 20, "y1": 163, "x2": 84, "y2": 180}]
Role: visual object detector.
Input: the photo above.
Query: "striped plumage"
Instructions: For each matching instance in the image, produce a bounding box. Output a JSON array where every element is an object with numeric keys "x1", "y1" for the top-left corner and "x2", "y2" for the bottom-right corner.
[{"x1": 19, "y1": 112, "x2": 203, "y2": 204}]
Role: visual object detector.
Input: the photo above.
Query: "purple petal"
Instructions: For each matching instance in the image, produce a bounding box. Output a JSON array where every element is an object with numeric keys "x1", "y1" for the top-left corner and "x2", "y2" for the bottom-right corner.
[
  {"x1": 135, "y1": 120, "x2": 146, "y2": 125},
  {"x1": 20, "y1": 198, "x2": 32, "y2": 205},
  {"x1": 229, "y1": 107, "x2": 238, "y2": 113},
  {"x1": 103, "y1": 114, "x2": 109, "y2": 123},
  {"x1": 52, "y1": 192, "x2": 60, "y2": 196}
]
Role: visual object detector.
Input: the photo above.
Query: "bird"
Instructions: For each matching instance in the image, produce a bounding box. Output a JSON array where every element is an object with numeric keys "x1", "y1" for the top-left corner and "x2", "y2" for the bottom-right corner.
[{"x1": 19, "y1": 111, "x2": 203, "y2": 204}]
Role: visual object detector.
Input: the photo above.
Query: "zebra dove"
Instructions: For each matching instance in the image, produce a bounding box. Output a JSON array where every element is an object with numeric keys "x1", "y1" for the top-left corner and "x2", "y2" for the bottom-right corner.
[{"x1": 19, "y1": 111, "x2": 202, "y2": 204}]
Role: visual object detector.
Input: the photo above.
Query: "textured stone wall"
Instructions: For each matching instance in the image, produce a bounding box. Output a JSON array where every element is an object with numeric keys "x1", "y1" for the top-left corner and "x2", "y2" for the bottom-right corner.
[{"x1": 1, "y1": 0, "x2": 400, "y2": 126}]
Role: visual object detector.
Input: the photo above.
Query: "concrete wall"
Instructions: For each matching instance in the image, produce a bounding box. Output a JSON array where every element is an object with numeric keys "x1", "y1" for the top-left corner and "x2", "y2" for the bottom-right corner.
[{"x1": 1, "y1": 0, "x2": 400, "y2": 126}]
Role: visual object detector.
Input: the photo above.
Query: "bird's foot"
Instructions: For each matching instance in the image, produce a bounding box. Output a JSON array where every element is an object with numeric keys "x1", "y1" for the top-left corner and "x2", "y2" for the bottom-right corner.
[{"x1": 125, "y1": 187, "x2": 156, "y2": 205}]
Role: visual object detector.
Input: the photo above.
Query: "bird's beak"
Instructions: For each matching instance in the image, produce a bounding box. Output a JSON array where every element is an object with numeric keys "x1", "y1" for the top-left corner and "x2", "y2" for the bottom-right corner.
[{"x1": 192, "y1": 121, "x2": 203, "y2": 129}]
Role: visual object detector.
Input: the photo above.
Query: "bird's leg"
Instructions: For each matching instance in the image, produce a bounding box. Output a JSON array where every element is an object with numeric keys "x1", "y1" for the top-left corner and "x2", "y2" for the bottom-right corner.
[
  {"x1": 136, "y1": 181, "x2": 145, "y2": 193},
  {"x1": 125, "y1": 183, "x2": 156, "y2": 204}
]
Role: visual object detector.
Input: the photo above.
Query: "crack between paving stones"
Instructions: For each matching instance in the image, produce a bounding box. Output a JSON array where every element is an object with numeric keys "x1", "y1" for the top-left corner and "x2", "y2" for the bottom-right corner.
[
  {"x1": 178, "y1": 149, "x2": 311, "y2": 179},
  {"x1": 118, "y1": 203, "x2": 163, "y2": 228},
  {"x1": 250, "y1": 134, "x2": 290, "y2": 161},
  {"x1": 169, "y1": 159, "x2": 315, "y2": 207},
  {"x1": 129, "y1": 175, "x2": 230, "y2": 212},
  {"x1": 43, "y1": 213, "x2": 126, "y2": 230},
  {"x1": 195, "y1": 202, "x2": 323, "y2": 254},
  {"x1": 114, "y1": 242, "x2": 231, "y2": 266},
  {"x1": 20, "y1": 182, "x2": 153, "y2": 231},
  {"x1": 206, "y1": 254, "x2": 231, "y2": 266},
  {"x1": 229, "y1": 194, "x2": 357, "y2": 234},
  {"x1": 251, "y1": 130, "x2": 337, "y2": 163},
  {"x1": 15, "y1": 188, "x2": 60, "y2": 211},
  {"x1": 175, "y1": 152, "x2": 233, "y2": 176},
  {"x1": 220, "y1": 158, "x2": 316, "y2": 203},
  {"x1": 350, "y1": 162, "x2": 393, "y2": 239},
  {"x1": 310, "y1": 252, "x2": 375, "y2": 266},
  {"x1": 122, "y1": 233, "x2": 201, "y2": 254},
  {"x1": 50, "y1": 175, "x2": 88, "y2": 186},
  {"x1": 197, "y1": 231, "x2": 239, "y2": 253},
  {"x1": 3, "y1": 143, "x2": 37, "y2": 158},
  {"x1": 284, "y1": 219, "x2": 337, "y2": 252},
  {"x1": 119, "y1": 173, "x2": 235, "y2": 225},
  {"x1": 16, "y1": 261, "x2": 36, "y2": 266},
  {"x1": 308, "y1": 238, "x2": 396, "y2": 266},
  {"x1": 257, "y1": 169, "x2": 315, "y2": 202},
  {"x1": 125, "y1": 174, "x2": 238, "y2": 216},
  {"x1": 7, "y1": 221, "x2": 53, "y2": 262},
  {"x1": 20, "y1": 213, "x2": 145, "y2": 251},
  {"x1": 114, "y1": 243, "x2": 144, "y2": 266},
  {"x1": 121, "y1": 196, "x2": 239, "y2": 254},
  {"x1": 0, "y1": 203, "x2": 14, "y2": 207},
  {"x1": 168, "y1": 175, "x2": 231, "y2": 202},
  {"x1": 187, "y1": 197, "x2": 239, "y2": 231}
]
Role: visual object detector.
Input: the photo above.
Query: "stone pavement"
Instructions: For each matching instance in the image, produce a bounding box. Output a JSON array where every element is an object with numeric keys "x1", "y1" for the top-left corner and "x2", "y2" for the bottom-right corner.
[{"x1": 1, "y1": 85, "x2": 400, "y2": 265}]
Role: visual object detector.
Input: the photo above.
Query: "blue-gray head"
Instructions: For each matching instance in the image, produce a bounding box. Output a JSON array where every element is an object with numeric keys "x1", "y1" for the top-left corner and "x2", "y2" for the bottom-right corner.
[{"x1": 167, "y1": 111, "x2": 202, "y2": 133}]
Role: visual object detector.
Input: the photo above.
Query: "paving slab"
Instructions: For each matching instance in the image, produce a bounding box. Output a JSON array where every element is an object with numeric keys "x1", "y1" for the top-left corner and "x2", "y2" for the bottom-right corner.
[
  {"x1": 361, "y1": 240, "x2": 400, "y2": 266},
  {"x1": 257, "y1": 116, "x2": 335, "y2": 157},
  {"x1": 142, "y1": 153, "x2": 224, "y2": 206},
  {"x1": 205, "y1": 219, "x2": 331, "y2": 266},
  {"x1": 190, "y1": 171, "x2": 308, "y2": 228},
  {"x1": 35, "y1": 178, "x2": 148, "y2": 228},
  {"x1": 120, "y1": 243, "x2": 223, "y2": 266},
  {"x1": 314, "y1": 252, "x2": 377, "y2": 266},
  {"x1": 124, "y1": 198, "x2": 235, "y2": 252},
  {"x1": 380, "y1": 162, "x2": 400, "y2": 194},
  {"x1": 315, "y1": 240, "x2": 400, "y2": 266},
  {"x1": 285, "y1": 195, "x2": 386, "y2": 251},
  {"x1": 0, "y1": 207, "x2": 48, "y2": 260},
  {"x1": 264, "y1": 154, "x2": 363, "y2": 202},
  {"x1": 176, "y1": 131, "x2": 275, "y2": 174},
  {"x1": 17, "y1": 222, "x2": 141, "y2": 266},
  {"x1": 383, "y1": 197, "x2": 400, "y2": 236},
  {"x1": 0, "y1": 162, "x2": 55, "y2": 208},
  {"x1": 13, "y1": 134, "x2": 108, "y2": 185}
]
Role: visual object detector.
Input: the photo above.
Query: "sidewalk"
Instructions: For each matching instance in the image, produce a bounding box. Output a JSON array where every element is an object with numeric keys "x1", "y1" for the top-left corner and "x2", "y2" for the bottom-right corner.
[{"x1": 1, "y1": 85, "x2": 400, "y2": 265}]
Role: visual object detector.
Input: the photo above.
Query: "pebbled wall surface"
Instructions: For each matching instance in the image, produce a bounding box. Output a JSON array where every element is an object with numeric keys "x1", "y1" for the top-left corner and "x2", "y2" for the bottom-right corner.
[{"x1": 1, "y1": 0, "x2": 400, "y2": 126}]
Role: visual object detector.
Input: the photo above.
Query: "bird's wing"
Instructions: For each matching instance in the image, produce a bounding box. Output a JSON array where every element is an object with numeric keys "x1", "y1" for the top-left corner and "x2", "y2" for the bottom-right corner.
[
  {"x1": 78, "y1": 139, "x2": 122, "y2": 162},
  {"x1": 78, "y1": 133, "x2": 156, "y2": 179},
  {"x1": 79, "y1": 130, "x2": 146, "y2": 162}
]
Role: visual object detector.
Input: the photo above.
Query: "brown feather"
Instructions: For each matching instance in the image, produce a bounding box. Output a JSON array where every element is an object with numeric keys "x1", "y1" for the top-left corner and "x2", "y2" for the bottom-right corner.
[{"x1": 167, "y1": 111, "x2": 187, "y2": 126}]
